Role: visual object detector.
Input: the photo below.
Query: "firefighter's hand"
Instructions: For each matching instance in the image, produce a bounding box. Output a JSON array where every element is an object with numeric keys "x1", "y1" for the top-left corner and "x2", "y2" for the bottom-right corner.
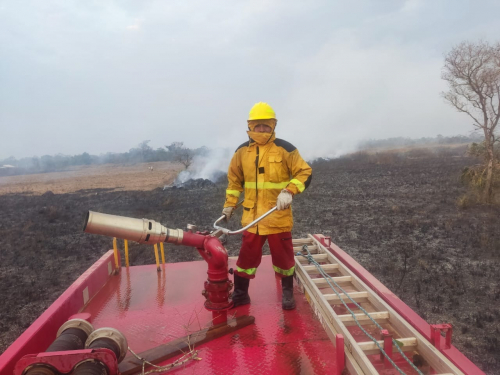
[
  {"x1": 222, "y1": 207, "x2": 235, "y2": 221},
  {"x1": 277, "y1": 189, "x2": 293, "y2": 210}
]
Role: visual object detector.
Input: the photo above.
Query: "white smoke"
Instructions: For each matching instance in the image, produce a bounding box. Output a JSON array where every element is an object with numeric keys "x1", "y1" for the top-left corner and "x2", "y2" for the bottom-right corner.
[{"x1": 167, "y1": 147, "x2": 232, "y2": 187}]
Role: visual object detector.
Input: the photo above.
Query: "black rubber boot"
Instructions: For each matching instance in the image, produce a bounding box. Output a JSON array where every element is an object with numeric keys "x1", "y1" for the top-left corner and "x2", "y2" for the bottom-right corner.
[
  {"x1": 231, "y1": 274, "x2": 251, "y2": 307},
  {"x1": 281, "y1": 275, "x2": 296, "y2": 310}
]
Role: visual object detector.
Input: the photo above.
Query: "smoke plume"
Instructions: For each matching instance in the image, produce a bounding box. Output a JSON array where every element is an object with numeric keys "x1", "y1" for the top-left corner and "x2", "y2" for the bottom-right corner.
[{"x1": 167, "y1": 148, "x2": 232, "y2": 188}]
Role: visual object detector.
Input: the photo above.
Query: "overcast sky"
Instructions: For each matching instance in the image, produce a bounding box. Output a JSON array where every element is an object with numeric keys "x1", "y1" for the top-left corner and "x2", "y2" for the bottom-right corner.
[{"x1": 1, "y1": 0, "x2": 500, "y2": 160}]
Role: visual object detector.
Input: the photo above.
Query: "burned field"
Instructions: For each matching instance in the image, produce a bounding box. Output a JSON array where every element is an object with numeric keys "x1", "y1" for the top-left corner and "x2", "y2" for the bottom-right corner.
[{"x1": 0, "y1": 155, "x2": 499, "y2": 374}]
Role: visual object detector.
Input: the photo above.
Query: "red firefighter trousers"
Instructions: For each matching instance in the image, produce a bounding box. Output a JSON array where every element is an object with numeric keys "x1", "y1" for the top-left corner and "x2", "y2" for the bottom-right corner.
[{"x1": 235, "y1": 231, "x2": 295, "y2": 279}]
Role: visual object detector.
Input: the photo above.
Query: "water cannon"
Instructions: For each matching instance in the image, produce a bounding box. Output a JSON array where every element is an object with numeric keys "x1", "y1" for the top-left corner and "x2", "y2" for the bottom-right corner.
[
  {"x1": 84, "y1": 211, "x2": 233, "y2": 324},
  {"x1": 83, "y1": 207, "x2": 278, "y2": 325}
]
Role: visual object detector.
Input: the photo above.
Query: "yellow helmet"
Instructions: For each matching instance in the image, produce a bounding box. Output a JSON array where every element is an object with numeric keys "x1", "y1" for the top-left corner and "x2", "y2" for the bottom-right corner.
[{"x1": 248, "y1": 102, "x2": 276, "y2": 120}]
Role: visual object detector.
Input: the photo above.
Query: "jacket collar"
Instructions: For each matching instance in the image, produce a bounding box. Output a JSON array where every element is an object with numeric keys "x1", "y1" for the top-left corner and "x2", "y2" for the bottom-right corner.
[{"x1": 247, "y1": 131, "x2": 276, "y2": 149}]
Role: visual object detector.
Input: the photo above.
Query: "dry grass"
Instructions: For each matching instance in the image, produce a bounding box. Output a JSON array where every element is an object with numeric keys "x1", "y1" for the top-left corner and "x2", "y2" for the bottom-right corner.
[{"x1": 0, "y1": 162, "x2": 182, "y2": 195}]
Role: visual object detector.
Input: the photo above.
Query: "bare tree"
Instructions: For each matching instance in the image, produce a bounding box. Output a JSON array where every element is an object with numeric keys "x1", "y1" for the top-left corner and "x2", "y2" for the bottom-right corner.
[
  {"x1": 175, "y1": 148, "x2": 194, "y2": 170},
  {"x1": 166, "y1": 142, "x2": 194, "y2": 170},
  {"x1": 442, "y1": 41, "x2": 500, "y2": 202}
]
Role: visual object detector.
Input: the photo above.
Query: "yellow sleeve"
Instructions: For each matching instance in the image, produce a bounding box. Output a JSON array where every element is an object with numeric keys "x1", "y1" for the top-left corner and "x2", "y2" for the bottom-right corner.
[
  {"x1": 224, "y1": 150, "x2": 244, "y2": 207},
  {"x1": 285, "y1": 149, "x2": 312, "y2": 195}
]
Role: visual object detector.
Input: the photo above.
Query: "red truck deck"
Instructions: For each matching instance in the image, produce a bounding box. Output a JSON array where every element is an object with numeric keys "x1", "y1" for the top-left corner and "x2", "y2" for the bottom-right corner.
[{"x1": 84, "y1": 256, "x2": 339, "y2": 374}]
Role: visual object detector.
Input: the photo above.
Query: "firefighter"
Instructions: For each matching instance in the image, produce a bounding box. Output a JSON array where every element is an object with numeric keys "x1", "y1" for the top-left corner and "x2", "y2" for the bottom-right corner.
[{"x1": 222, "y1": 102, "x2": 312, "y2": 310}]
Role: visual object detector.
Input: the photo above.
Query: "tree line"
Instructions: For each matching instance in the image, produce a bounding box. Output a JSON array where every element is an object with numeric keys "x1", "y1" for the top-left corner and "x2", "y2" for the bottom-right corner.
[{"x1": 0, "y1": 141, "x2": 204, "y2": 176}]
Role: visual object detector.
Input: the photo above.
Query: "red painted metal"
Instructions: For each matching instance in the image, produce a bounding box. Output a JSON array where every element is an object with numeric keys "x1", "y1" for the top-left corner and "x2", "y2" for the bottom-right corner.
[
  {"x1": 313, "y1": 234, "x2": 486, "y2": 375},
  {"x1": 180, "y1": 230, "x2": 206, "y2": 249},
  {"x1": 0, "y1": 250, "x2": 116, "y2": 375},
  {"x1": 67, "y1": 312, "x2": 92, "y2": 322},
  {"x1": 82, "y1": 257, "x2": 339, "y2": 374},
  {"x1": 324, "y1": 236, "x2": 332, "y2": 247},
  {"x1": 380, "y1": 329, "x2": 392, "y2": 368},
  {"x1": 194, "y1": 235, "x2": 233, "y2": 323},
  {"x1": 14, "y1": 349, "x2": 118, "y2": 375},
  {"x1": 195, "y1": 236, "x2": 230, "y2": 282},
  {"x1": 202, "y1": 278, "x2": 233, "y2": 325},
  {"x1": 202, "y1": 279, "x2": 232, "y2": 310},
  {"x1": 210, "y1": 310, "x2": 227, "y2": 326},
  {"x1": 335, "y1": 334, "x2": 345, "y2": 375},
  {"x1": 431, "y1": 324, "x2": 452, "y2": 350}
]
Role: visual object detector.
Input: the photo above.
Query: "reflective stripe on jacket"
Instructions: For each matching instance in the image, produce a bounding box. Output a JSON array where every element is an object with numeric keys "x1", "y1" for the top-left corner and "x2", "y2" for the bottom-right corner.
[{"x1": 224, "y1": 134, "x2": 312, "y2": 235}]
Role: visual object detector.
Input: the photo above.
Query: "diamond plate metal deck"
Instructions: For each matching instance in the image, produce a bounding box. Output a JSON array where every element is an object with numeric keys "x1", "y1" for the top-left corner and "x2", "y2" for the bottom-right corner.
[{"x1": 83, "y1": 255, "x2": 340, "y2": 374}]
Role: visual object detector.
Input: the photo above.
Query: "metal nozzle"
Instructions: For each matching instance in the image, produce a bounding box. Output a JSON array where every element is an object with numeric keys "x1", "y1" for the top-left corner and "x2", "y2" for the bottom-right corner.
[{"x1": 84, "y1": 211, "x2": 183, "y2": 245}]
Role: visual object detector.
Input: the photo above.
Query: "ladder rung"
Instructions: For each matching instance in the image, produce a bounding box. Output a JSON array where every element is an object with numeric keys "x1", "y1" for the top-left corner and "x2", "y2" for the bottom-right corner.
[
  {"x1": 313, "y1": 276, "x2": 352, "y2": 287},
  {"x1": 357, "y1": 337, "x2": 417, "y2": 355},
  {"x1": 337, "y1": 311, "x2": 390, "y2": 326},
  {"x1": 324, "y1": 291, "x2": 369, "y2": 304},
  {"x1": 293, "y1": 245, "x2": 318, "y2": 253},
  {"x1": 292, "y1": 238, "x2": 314, "y2": 245},
  {"x1": 297, "y1": 254, "x2": 328, "y2": 264},
  {"x1": 302, "y1": 264, "x2": 339, "y2": 273}
]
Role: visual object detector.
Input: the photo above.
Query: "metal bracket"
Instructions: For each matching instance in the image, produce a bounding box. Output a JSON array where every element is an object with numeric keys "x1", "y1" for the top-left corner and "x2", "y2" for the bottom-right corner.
[
  {"x1": 322, "y1": 236, "x2": 332, "y2": 247},
  {"x1": 380, "y1": 329, "x2": 393, "y2": 367},
  {"x1": 210, "y1": 228, "x2": 225, "y2": 238},
  {"x1": 430, "y1": 324, "x2": 452, "y2": 350}
]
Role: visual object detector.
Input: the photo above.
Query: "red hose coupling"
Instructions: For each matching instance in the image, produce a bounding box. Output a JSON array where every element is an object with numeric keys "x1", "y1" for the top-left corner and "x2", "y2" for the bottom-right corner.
[{"x1": 202, "y1": 279, "x2": 234, "y2": 311}]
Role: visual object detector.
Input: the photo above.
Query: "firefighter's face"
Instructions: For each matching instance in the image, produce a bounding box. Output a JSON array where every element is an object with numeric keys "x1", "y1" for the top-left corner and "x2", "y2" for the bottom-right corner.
[{"x1": 253, "y1": 124, "x2": 272, "y2": 133}]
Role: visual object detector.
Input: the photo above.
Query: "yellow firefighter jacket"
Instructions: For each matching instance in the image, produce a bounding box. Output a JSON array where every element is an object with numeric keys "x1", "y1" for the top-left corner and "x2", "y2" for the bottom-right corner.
[{"x1": 224, "y1": 133, "x2": 312, "y2": 235}]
